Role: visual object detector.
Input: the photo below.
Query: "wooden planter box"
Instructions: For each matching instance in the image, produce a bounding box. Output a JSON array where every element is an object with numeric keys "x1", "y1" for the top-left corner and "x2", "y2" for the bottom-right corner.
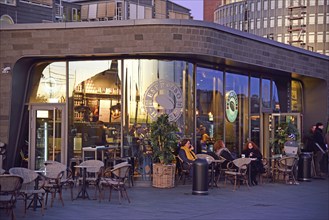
[{"x1": 152, "y1": 163, "x2": 176, "y2": 188}]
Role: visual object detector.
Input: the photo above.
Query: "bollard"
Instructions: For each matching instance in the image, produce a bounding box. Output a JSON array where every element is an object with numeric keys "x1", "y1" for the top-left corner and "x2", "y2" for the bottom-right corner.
[{"x1": 192, "y1": 158, "x2": 208, "y2": 195}]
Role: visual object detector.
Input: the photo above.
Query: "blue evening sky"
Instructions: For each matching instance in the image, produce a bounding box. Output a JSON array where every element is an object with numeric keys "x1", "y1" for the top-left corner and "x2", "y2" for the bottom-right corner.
[{"x1": 172, "y1": 0, "x2": 203, "y2": 20}]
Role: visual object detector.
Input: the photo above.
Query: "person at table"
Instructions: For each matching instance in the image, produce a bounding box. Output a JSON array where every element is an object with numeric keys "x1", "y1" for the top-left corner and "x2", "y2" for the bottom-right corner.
[
  {"x1": 178, "y1": 138, "x2": 197, "y2": 176},
  {"x1": 241, "y1": 141, "x2": 265, "y2": 185},
  {"x1": 200, "y1": 128, "x2": 210, "y2": 153},
  {"x1": 213, "y1": 140, "x2": 234, "y2": 168}
]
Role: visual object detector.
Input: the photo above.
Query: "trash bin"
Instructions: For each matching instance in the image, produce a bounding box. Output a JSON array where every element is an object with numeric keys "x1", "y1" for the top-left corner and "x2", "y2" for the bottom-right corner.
[
  {"x1": 192, "y1": 158, "x2": 208, "y2": 195},
  {"x1": 298, "y1": 152, "x2": 312, "y2": 181}
]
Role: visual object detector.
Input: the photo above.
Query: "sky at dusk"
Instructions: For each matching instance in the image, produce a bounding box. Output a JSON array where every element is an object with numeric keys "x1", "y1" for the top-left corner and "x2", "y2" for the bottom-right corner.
[{"x1": 172, "y1": 0, "x2": 204, "y2": 20}]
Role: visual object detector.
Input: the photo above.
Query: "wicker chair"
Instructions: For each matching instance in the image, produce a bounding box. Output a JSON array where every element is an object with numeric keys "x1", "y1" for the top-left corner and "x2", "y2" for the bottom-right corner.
[
  {"x1": 9, "y1": 167, "x2": 46, "y2": 215},
  {"x1": 258, "y1": 158, "x2": 271, "y2": 184},
  {"x1": 42, "y1": 160, "x2": 75, "y2": 202},
  {"x1": 224, "y1": 158, "x2": 252, "y2": 191},
  {"x1": 0, "y1": 174, "x2": 23, "y2": 220},
  {"x1": 175, "y1": 155, "x2": 192, "y2": 185},
  {"x1": 42, "y1": 161, "x2": 67, "y2": 207},
  {"x1": 99, "y1": 162, "x2": 131, "y2": 204},
  {"x1": 77, "y1": 160, "x2": 104, "y2": 199},
  {"x1": 275, "y1": 156, "x2": 299, "y2": 184}
]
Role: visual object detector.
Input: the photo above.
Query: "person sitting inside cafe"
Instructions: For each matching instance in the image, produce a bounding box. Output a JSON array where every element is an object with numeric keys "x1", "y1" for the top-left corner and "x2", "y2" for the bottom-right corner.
[
  {"x1": 178, "y1": 138, "x2": 197, "y2": 176},
  {"x1": 241, "y1": 141, "x2": 265, "y2": 185}
]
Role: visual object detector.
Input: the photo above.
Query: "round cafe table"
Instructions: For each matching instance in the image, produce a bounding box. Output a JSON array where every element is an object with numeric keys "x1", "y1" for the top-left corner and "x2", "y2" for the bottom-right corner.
[{"x1": 74, "y1": 165, "x2": 95, "y2": 200}]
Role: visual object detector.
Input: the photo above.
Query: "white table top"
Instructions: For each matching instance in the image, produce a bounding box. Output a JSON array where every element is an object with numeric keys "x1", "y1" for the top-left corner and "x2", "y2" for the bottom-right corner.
[{"x1": 82, "y1": 145, "x2": 118, "y2": 151}]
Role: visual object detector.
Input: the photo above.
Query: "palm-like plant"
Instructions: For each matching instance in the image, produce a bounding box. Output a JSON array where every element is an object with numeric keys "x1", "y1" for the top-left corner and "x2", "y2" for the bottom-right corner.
[{"x1": 150, "y1": 114, "x2": 179, "y2": 165}]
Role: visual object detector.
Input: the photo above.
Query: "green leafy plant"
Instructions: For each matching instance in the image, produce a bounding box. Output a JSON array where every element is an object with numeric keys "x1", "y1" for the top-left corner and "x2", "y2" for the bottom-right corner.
[
  {"x1": 270, "y1": 122, "x2": 299, "y2": 154},
  {"x1": 150, "y1": 114, "x2": 179, "y2": 165}
]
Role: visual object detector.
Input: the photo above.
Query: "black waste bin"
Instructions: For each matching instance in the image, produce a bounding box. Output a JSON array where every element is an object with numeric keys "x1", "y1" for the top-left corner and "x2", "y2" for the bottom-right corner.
[
  {"x1": 192, "y1": 158, "x2": 208, "y2": 195},
  {"x1": 298, "y1": 152, "x2": 312, "y2": 181}
]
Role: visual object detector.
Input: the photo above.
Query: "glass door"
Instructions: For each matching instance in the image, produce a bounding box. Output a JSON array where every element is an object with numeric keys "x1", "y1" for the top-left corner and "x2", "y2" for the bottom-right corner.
[
  {"x1": 263, "y1": 113, "x2": 302, "y2": 158},
  {"x1": 29, "y1": 104, "x2": 66, "y2": 170}
]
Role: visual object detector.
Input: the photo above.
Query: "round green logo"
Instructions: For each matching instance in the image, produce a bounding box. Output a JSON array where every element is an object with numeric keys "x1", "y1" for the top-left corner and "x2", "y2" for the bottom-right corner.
[{"x1": 225, "y1": 90, "x2": 238, "y2": 123}]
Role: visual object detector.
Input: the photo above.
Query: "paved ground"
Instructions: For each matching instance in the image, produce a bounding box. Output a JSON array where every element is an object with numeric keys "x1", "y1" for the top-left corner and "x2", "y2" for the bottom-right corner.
[{"x1": 2, "y1": 176, "x2": 329, "y2": 220}]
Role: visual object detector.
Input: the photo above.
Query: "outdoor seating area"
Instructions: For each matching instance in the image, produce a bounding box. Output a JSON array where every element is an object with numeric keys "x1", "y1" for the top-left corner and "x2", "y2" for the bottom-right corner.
[{"x1": 0, "y1": 150, "x2": 327, "y2": 219}]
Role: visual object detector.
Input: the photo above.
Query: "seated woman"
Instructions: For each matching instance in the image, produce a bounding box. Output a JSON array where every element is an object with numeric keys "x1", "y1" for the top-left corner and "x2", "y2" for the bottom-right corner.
[
  {"x1": 213, "y1": 140, "x2": 234, "y2": 169},
  {"x1": 178, "y1": 138, "x2": 197, "y2": 176},
  {"x1": 241, "y1": 141, "x2": 265, "y2": 185}
]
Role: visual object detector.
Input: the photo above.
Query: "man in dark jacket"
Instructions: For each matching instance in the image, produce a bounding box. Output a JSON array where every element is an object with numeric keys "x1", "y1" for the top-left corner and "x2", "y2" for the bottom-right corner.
[{"x1": 313, "y1": 122, "x2": 327, "y2": 177}]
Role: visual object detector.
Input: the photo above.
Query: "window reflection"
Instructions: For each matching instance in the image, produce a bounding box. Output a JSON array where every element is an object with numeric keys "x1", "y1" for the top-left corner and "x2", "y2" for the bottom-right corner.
[
  {"x1": 196, "y1": 67, "x2": 224, "y2": 153},
  {"x1": 250, "y1": 77, "x2": 260, "y2": 114},
  {"x1": 30, "y1": 62, "x2": 66, "y2": 103},
  {"x1": 225, "y1": 72, "x2": 248, "y2": 156},
  {"x1": 291, "y1": 80, "x2": 302, "y2": 112},
  {"x1": 250, "y1": 77, "x2": 260, "y2": 147},
  {"x1": 262, "y1": 78, "x2": 271, "y2": 110}
]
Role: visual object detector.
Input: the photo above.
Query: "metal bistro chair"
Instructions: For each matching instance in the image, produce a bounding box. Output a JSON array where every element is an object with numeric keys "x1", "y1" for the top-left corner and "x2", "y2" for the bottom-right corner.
[
  {"x1": 175, "y1": 155, "x2": 192, "y2": 185},
  {"x1": 0, "y1": 174, "x2": 23, "y2": 220},
  {"x1": 41, "y1": 161, "x2": 67, "y2": 207},
  {"x1": 99, "y1": 162, "x2": 131, "y2": 204},
  {"x1": 275, "y1": 156, "x2": 299, "y2": 185},
  {"x1": 9, "y1": 167, "x2": 46, "y2": 216},
  {"x1": 224, "y1": 158, "x2": 252, "y2": 191}
]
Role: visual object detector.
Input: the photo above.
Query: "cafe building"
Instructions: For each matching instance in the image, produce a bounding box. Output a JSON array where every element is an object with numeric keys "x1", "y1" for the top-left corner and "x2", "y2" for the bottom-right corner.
[{"x1": 0, "y1": 20, "x2": 328, "y2": 175}]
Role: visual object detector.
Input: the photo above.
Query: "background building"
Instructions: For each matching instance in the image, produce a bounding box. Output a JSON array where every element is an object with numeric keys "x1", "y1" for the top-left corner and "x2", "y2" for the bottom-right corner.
[
  {"x1": 204, "y1": 0, "x2": 328, "y2": 55},
  {"x1": 0, "y1": 0, "x2": 192, "y2": 24}
]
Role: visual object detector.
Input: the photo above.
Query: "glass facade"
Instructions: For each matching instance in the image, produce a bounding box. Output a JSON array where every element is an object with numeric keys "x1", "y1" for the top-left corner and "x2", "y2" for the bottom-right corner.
[{"x1": 28, "y1": 58, "x2": 304, "y2": 173}]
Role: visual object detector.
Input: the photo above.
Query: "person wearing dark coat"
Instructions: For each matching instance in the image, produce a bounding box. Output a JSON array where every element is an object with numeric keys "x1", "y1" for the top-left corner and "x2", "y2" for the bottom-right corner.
[
  {"x1": 241, "y1": 141, "x2": 265, "y2": 185},
  {"x1": 178, "y1": 138, "x2": 197, "y2": 177},
  {"x1": 213, "y1": 140, "x2": 234, "y2": 169},
  {"x1": 313, "y1": 122, "x2": 327, "y2": 177},
  {"x1": 303, "y1": 125, "x2": 316, "y2": 152}
]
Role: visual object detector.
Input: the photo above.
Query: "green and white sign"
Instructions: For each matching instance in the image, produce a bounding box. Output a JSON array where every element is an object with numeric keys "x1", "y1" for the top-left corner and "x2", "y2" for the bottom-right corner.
[{"x1": 225, "y1": 90, "x2": 238, "y2": 123}]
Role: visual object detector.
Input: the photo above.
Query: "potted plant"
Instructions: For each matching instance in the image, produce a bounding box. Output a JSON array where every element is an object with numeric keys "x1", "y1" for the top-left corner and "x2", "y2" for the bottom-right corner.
[
  {"x1": 270, "y1": 122, "x2": 299, "y2": 154},
  {"x1": 149, "y1": 114, "x2": 179, "y2": 188}
]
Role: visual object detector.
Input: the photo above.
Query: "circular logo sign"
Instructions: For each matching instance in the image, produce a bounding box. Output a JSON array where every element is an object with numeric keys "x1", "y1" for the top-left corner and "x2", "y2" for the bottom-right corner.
[
  {"x1": 143, "y1": 80, "x2": 183, "y2": 122},
  {"x1": 225, "y1": 90, "x2": 238, "y2": 123}
]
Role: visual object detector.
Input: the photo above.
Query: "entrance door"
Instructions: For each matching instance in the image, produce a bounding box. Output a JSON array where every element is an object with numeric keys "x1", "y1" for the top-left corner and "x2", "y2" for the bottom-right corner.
[
  {"x1": 263, "y1": 113, "x2": 302, "y2": 158},
  {"x1": 29, "y1": 104, "x2": 66, "y2": 170}
]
